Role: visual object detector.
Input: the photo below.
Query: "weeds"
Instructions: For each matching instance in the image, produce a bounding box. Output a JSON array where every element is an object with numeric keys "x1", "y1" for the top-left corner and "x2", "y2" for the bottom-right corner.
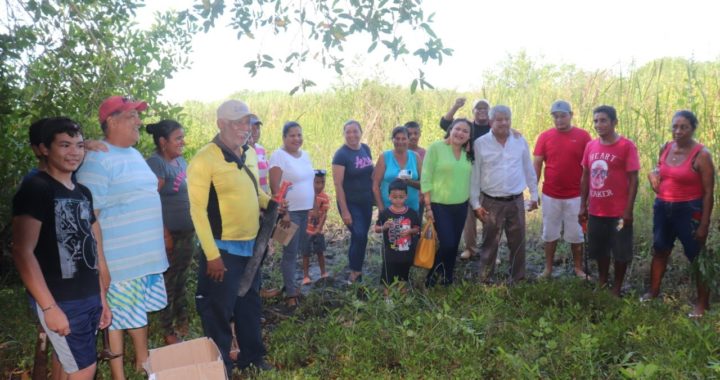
[{"x1": 261, "y1": 280, "x2": 720, "y2": 379}]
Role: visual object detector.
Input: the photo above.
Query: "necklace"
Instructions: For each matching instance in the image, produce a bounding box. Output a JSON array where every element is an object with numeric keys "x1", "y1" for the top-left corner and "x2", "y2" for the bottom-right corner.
[
  {"x1": 669, "y1": 149, "x2": 683, "y2": 162},
  {"x1": 669, "y1": 143, "x2": 691, "y2": 163}
]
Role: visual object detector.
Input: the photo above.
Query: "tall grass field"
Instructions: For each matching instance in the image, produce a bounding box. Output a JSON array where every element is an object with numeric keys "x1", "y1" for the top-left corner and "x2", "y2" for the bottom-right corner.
[{"x1": 175, "y1": 56, "x2": 720, "y2": 236}]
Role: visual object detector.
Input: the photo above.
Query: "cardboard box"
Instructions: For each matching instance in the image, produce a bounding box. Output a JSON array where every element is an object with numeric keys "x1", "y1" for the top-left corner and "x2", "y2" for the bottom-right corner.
[{"x1": 144, "y1": 337, "x2": 227, "y2": 380}]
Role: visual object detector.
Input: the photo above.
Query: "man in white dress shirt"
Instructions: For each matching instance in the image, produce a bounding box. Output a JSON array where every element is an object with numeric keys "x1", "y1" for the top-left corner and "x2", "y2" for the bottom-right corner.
[{"x1": 470, "y1": 105, "x2": 538, "y2": 283}]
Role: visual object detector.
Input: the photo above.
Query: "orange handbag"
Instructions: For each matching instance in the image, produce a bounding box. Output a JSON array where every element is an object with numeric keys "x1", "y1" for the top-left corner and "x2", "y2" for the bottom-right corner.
[{"x1": 413, "y1": 221, "x2": 437, "y2": 269}]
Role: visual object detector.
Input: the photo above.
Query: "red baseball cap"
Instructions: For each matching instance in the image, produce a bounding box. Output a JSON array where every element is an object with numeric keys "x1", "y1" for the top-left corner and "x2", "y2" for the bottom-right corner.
[{"x1": 98, "y1": 96, "x2": 148, "y2": 123}]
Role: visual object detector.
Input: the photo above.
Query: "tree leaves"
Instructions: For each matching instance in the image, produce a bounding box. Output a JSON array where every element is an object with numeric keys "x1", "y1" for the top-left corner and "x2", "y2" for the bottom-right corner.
[
  {"x1": 410, "y1": 70, "x2": 432, "y2": 94},
  {"x1": 0, "y1": 0, "x2": 450, "y2": 227},
  {"x1": 184, "y1": 0, "x2": 450, "y2": 94},
  {"x1": 0, "y1": 0, "x2": 196, "y2": 228}
]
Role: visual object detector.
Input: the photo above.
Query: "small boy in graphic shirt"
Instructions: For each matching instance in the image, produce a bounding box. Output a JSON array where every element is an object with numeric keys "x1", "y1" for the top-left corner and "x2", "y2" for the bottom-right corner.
[
  {"x1": 302, "y1": 170, "x2": 331, "y2": 285},
  {"x1": 375, "y1": 179, "x2": 420, "y2": 293}
]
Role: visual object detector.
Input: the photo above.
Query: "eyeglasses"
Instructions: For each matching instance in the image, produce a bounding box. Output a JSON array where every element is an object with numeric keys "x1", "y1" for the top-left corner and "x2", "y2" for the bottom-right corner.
[{"x1": 314, "y1": 169, "x2": 326, "y2": 176}]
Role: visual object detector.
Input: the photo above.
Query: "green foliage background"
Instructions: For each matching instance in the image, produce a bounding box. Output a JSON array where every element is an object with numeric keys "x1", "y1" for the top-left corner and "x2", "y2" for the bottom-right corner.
[{"x1": 0, "y1": 0, "x2": 195, "y2": 233}]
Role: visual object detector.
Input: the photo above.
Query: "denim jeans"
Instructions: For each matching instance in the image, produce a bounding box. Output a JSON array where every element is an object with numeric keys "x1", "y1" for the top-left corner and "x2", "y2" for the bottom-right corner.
[
  {"x1": 345, "y1": 201, "x2": 373, "y2": 272},
  {"x1": 653, "y1": 198, "x2": 703, "y2": 261},
  {"x1": 426, "y1": 201, "x2": 467, "y2": 286},
  {"x1": 196, "y1": 249, "x2": 265, "y2": 377}
]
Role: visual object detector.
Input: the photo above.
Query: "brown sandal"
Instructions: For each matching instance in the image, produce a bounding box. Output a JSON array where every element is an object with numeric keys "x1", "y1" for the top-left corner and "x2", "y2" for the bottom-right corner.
[
  {"x1": 260, "y1": 288, "x2": 282, "y2": 298},
  {"x1": 97, "y1": 328, "x2": 122, "y2": 361},
  {"x1": 285, "y1": 296, "x2": 299, "y2": 308}
]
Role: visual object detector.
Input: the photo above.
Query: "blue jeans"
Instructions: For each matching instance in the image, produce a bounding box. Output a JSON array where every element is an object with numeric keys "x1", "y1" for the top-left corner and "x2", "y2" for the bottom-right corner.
[
  {"x1": 196, "y1": 249, "x2": 264, "y2": 376},
  {"x1": 653, "y1": 198, "x2": 703, "y2": 261},
  {"x1": 344, "y1": 201, "x2": 373, "y2": 272},
  {"x1": 427, "y1": 201, "x2": 468, "y2": 286},
  {"x1": 282, "y1": 210, "x2": 308, "y2": 296}
]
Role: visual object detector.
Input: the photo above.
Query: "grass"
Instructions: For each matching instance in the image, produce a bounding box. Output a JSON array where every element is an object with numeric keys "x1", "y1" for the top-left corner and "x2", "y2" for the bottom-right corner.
[
  {"x1": 3, "y1": 227, "x2": 720, "y2": 379},
  {"x1": 3, "y1": 55, "x2": 720, "y2": 378},
  {"x1": 262, "y1": 280, "x2": 720, "y2": 379}
]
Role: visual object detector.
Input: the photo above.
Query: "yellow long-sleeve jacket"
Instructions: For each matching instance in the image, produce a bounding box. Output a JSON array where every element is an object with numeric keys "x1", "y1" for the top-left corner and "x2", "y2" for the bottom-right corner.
[{"x1": 188, "y1": 143, "x2": 270, "y2": 261}]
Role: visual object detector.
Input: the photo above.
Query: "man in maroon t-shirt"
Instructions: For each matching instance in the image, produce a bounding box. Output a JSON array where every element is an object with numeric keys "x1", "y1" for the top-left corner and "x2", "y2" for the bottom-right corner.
[
  {"x1": 579, "y1": 105, "x2": 640, "y2": 297},
  {"x1": 534, "y1": 100, "x2": 592, "y2": 279}
]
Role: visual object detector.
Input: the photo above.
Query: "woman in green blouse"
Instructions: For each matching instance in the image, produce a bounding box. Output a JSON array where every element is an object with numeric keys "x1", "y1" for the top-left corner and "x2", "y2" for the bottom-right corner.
[{"x1": 421, "y1": 118, "x2": 473, "y2": 286}]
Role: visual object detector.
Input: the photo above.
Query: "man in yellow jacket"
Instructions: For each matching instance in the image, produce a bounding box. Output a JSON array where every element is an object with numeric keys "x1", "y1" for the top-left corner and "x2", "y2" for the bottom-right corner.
[{"x1": 188, "y1": 99, "x2": 272, "y2": 376}]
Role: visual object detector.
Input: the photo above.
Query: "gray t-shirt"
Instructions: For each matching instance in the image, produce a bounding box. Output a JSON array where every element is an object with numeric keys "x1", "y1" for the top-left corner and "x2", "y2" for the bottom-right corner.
[{"x1": 146, "y1": 152, "x2": 193, "y2": 232}]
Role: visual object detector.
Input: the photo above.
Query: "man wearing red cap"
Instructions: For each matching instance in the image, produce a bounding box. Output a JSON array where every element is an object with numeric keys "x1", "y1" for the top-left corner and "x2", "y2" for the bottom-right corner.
[{"x1": 76, "y1": 96, "x2": 169, "y2": 379}]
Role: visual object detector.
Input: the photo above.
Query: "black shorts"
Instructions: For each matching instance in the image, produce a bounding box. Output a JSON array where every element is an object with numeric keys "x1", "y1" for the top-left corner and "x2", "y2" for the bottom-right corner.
[
  {"x1": 302, "y1": 234, "x2": 326, "y2": 257},
  {"x1": 587, "y1": 215, "x2": 634, "y2": 262},
  {"x1": 381, "y1": 260, "x2": 412, "y2": 285}
]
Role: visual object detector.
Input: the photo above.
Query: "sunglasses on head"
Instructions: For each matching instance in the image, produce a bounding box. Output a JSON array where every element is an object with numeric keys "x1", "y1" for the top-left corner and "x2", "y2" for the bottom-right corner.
[{"x1": 314, "y1": 169, "x2": 326, "y2": 176}]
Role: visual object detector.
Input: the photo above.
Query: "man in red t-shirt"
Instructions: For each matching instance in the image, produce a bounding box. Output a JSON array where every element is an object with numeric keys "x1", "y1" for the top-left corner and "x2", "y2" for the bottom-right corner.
[
  {"x1": 579, "y1": 105, "x2": 640, "y2": 296},
  {"x1": 534, "y1": 100, "x2": 592, "y2": 279}
]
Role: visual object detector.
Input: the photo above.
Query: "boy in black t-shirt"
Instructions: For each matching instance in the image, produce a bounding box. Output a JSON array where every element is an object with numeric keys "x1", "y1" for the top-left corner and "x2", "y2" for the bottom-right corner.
[
  {"x1": 375, "y1": 180, "x2": 420, "y2": 293},
  {"x1": 12, "y1": 117, "x2": 111, "y2": 379}
]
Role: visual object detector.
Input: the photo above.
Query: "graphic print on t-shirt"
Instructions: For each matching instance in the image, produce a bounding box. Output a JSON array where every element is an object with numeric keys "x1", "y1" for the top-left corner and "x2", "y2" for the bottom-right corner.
[
  {"x1": 55, "y1": 197, "x2": 97, "y2": 278},
  {"x1": 388, "y1": 216, "x2": 412, "y2": 252},
  {"x1": 590, "y1": 159, "x2": 609, "y2": 195},
  {"x1": 172, "y1": 170, "x2": 187, "y2": 192},
  {"x1": 589, "y1": 152, "x2": 616, "y2": 198},
  {"x1": 355, "y1": 155, "x2": 373, "y2": 169}
]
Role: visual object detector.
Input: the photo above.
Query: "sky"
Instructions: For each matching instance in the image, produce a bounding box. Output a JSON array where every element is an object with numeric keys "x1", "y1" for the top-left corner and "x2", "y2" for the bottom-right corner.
[{"x1": 138, "y1": 0, "x2": 720, "y2": 104}]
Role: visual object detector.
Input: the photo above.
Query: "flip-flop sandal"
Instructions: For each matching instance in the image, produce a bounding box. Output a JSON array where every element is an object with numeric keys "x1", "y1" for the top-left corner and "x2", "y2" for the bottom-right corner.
[{"x1": 302, "y1": 277, "x2": 312, "y2": 285}]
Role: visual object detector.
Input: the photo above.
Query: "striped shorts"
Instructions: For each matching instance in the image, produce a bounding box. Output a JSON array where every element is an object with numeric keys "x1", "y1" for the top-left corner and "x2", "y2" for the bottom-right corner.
[{"x1": 107, "y1": 273, "x2": 167, "y2": 330}]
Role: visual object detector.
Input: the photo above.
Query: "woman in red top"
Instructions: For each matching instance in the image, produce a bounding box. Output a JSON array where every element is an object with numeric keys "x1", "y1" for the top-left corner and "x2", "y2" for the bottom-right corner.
[{"x1": 644, "y1": 110, "x2": 715, "y2": 318}]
